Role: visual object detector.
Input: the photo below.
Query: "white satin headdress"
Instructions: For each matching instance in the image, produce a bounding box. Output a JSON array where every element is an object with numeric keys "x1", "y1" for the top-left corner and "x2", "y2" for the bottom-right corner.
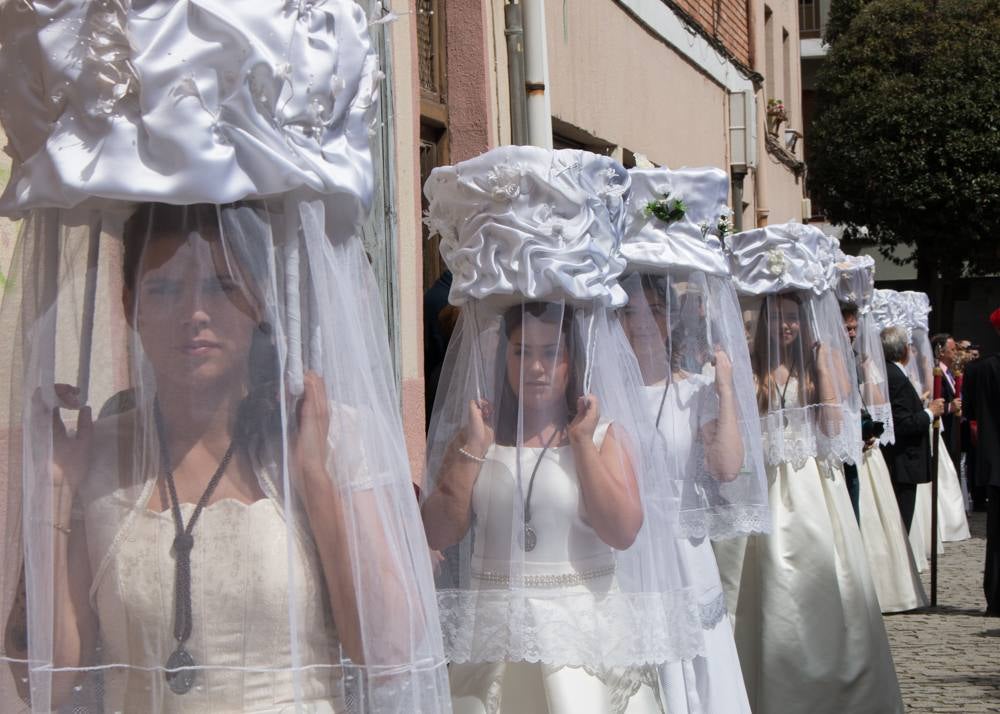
[
  {"x1": 729, "y1": 222, "x2": 838, "y2": 296},
  {"x1": 901, "y1": 290, "x2": 932, "y2": 332},
  {"x1": 423, "y1": 145, "x2": 630, "y2": 308},
  {"x1": 0, "y1": 0, "x2": 380, "y2": 217},
  {"x1": 835, "y1": 253, "x2": 876, "y2": 313},
  {"x1": 621, "y1": 167, "x2": 731, "y2": 276}
]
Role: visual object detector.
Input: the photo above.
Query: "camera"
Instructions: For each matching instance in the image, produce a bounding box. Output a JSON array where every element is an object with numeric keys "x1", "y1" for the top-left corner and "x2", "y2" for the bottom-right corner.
[{"x1": 861, "y1": 413, "x2": 885, "y2": 441}]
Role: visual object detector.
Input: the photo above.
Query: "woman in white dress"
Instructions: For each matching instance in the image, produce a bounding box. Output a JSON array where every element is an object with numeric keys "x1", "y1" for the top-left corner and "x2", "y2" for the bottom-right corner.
[
  {"x1": 0, "y1": 3, "x2": 449, "y2": 711},
  {"x1": 714, "y1": 224, "x2": 904, "y2": 714},
  {"x1": 617, "y1": 166, "x2": 772, "y2": 714},
  {"x1": 836, "y1": 257, "x2": 927, "y2": 613},
  {"x1": 422, "y1": 147, "x2": 704, "y2": 714}
]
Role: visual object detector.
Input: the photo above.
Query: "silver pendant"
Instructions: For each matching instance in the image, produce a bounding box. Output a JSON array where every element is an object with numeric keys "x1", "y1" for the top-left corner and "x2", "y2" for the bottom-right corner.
[
  {"x1": 165, "y1": 646, "x2": 196, "y2": 695},
  {"x1": 523, "y1": 524, "x2": 537, "y2": 552}
]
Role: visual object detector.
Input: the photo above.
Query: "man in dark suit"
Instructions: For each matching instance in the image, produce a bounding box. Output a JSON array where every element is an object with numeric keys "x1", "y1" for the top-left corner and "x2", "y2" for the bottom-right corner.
[
  {"x1": 881, "y1": 326, "x2": 945, "y2": 530},
  {"x1": 962, "y1": 308, "x2": 1000, "y2": 615},
  {"x1": 931, "y1": 333, "x2": 963, "y2": 466}
]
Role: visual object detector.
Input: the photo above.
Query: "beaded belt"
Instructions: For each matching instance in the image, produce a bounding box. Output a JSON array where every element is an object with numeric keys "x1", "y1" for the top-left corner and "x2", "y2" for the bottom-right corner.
[{"x1": 471, "y1": 563, "x2": 616, "y2": 588}]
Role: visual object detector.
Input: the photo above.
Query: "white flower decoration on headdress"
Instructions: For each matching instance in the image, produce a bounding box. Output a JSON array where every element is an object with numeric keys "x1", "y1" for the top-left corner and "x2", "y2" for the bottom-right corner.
[
  {"x1": 802, "y1": 261, "x2": 824, "y2": 288},
  {"x1": 487, "y1": 162, "x2": 523, "y2": 202},
  {"x1": 766, "y1": 249, "x2": 787, "y2": 277}
]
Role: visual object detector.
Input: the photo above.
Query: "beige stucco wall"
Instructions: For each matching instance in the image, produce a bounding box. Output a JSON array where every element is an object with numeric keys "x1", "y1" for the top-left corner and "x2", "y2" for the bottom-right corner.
[
  {"x1": 485, "y1": 0, "x2": 806, "y2": 229},
  {"x1": 751, "y1": 0, "x2": 805, "y2": 225},
  {"x1": 388, "y1": 0, "x2": 429, "y2": 481},
  {"x1": 544, "y1": 0, "x2": 729, "y2": 169}
]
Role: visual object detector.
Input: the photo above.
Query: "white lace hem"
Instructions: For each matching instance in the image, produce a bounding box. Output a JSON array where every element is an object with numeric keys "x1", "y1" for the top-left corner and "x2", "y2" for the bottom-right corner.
[
  {"x1": 676, "y1": 504, "x2": 772, "y2": 540},
  {"x1": 437, "y1": 587, "x2": 704, "y2": 668},
  {"x1": 761, "y1": 406, "x2": 863, "y2": 469}
]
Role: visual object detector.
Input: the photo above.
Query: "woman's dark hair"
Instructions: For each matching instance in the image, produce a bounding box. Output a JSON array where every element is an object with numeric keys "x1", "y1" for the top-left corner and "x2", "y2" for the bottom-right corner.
[
  {"x1": 493, "y1": 302, "x2": 581, "y2": 445},
  {"x1": 751, "y1": 292, "x2": 818, "y2": 411},
  {"x1": 634, "y1": 273, "x2": 708, "y2": 375},
  {"x1": 122, "y1": 202, "x2": 281, "y2": 458}
]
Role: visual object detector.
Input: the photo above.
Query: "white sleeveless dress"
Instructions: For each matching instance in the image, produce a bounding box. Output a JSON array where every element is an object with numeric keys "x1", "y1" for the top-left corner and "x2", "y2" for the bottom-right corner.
[
  {"x1": 643, "y1": 378, "x2": 751, "y2": 714},
  {"x1": 713, "y1": 378, "x2": 904, "y2": 714},
  {"x1": 448, "y1": 423, "x2": 664, "y2": 714},
  {"x1": 80, "y1": 413, "x2": 344, "y2": 714}
]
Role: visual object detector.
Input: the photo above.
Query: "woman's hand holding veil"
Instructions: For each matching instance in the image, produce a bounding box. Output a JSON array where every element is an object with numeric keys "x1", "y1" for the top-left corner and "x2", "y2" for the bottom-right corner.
[{"x1": 45, "y1": 385, "x2": 93, "y2": 497}]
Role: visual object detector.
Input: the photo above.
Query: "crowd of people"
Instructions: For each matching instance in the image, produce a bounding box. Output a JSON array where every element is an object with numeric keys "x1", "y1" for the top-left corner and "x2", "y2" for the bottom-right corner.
[{"x1": 1, "y1": 3, "x2": 999, "y2": 713}]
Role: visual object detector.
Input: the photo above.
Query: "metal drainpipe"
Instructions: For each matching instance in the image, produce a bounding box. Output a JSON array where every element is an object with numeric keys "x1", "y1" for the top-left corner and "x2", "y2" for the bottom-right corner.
[
  {"x1": 504, "y1": 2, "x2": 529, "y2": 145},
  {"x1": 521, "y1": 0, "x2": 553, "y2": 149},
  {"x1": 748, "y1": 0, "x2": 769, "y2": 226},
  {"x1": 732, "y1": 168, "x2": 747, "y2": 233}
]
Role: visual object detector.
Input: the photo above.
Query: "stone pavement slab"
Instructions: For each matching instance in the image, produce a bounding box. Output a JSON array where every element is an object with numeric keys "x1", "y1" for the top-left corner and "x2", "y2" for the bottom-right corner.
[{"x1": 885, "y1": 512, "x2": 1000, "y2": 712}]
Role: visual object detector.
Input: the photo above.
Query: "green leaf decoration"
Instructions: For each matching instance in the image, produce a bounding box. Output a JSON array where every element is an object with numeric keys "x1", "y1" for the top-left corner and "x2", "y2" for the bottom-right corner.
[{"x1": 643, "y1": 195, "x2": 687, "y2": 224}]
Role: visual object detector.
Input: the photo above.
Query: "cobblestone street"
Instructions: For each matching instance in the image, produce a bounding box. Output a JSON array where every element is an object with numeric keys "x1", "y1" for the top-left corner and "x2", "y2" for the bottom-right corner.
[{"x1": 886, "y1": 512, "x2": 1000, "y2": 712}]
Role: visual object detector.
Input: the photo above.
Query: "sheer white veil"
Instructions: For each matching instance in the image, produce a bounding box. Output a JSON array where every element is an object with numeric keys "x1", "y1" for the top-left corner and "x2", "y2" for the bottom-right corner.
[
  {"x1": 729, "y1": 223, "x2": 863, "y2": 468},
  {"x1": 422, "y1": 146, "x2": 705, "y2": 669},
  {"x1": 835, "y1": 253, "x2": 895, "y2": 444},
  {"x1": 619, "y1": 167, "x2": 769, "y2": 539}
]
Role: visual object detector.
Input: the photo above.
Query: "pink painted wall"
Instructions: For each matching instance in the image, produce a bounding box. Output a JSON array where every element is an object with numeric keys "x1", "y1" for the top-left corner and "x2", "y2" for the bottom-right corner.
[{"x1": 446, "y1": 0, "x2": 497, "y2": 161}]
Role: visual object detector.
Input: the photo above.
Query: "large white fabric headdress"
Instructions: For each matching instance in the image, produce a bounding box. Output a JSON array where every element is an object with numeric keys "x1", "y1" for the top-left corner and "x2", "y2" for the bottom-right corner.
[
  {"x1": 730, "y1": 222, "x2": 838, "y2": 296},
  {"x1": 617, "y1": 167, "x2": 769, "y2": 539},
  {"x1": 424, "y1": 145, "x2": 629, "y2": 308},
  {"x1": 1, "y1": 0, "x2": 379, "y2": 221},
  {"x1": 873, "y1": 288, "x2": 934, "y2": 395},
  {"x1": 0, "y1": 3, "x2": 449, "y2": 712},
  {"x1": 620, "y1": 167, "x2": 731, "y2": 276}
]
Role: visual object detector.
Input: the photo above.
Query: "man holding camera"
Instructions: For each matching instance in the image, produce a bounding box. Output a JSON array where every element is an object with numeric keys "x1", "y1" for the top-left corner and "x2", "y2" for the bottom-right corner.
[{"x1": 881, "y1": 326, "x2": 946, "y2": 531}]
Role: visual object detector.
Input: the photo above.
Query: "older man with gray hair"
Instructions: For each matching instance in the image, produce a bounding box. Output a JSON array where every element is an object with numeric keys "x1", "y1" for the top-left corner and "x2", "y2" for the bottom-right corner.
[{"x1": 881, "y1": 326, "x2": 946, "y2": 529}]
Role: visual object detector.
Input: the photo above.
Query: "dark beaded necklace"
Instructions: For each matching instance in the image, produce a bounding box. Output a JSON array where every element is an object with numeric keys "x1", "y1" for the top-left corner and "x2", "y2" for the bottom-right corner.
[{"x1": 154, "y1": 402, "x2": 237, "y2": 695}]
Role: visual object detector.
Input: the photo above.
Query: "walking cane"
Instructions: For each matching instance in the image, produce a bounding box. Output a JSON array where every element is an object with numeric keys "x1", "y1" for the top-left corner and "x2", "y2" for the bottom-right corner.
[{"x1": 931, "y1": 366, "x2": 943, "y2": 606}]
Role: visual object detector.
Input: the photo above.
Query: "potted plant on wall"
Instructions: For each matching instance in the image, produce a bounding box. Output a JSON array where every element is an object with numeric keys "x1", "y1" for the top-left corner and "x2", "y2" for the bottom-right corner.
[{"x1": 767, "y1": 98, "x2": 788, "y2": 135}]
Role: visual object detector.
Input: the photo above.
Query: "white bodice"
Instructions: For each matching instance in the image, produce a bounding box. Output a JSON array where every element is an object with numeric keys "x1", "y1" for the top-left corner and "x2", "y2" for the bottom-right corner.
[
  {"x1": 470, "y1": 423, "x2": 615, "y2": 578},
  {"x1": 643, "y1": 375, "x2": 719, "y2": 476},
  {"x1": 84, "y1": 492, "x2": 342, "y2": 713},
  {"x1": 80, "y1": 415, "x2": 343, "y2": 713}
]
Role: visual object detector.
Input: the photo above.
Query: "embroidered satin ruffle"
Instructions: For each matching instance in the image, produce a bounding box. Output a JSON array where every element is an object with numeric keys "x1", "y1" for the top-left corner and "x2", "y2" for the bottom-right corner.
[{"x1": 0, "y1": 0, "x2": 381, "y2": 216}]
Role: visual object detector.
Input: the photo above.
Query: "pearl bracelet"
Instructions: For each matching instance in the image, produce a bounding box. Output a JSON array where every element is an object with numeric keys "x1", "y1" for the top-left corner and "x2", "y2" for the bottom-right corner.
[{"x1": 458, "y1": 446, "x2": 486, "y2": 463}]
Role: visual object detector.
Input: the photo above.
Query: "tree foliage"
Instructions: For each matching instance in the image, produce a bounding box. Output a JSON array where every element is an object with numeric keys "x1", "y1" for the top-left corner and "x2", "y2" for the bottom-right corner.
[
  {"x1": 824, "y1": 0, "x2": 865, "y2": 45},
  {"x1": 810, "y1": 0, "x2": 1000, "y2": 278}
]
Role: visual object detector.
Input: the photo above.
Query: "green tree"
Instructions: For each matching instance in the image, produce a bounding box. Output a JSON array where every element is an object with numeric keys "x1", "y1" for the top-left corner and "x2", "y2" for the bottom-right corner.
[
  {"x1": 809, "y1": 0, "x2": 1000, "y2": 285},
  {"x1": 824, "y1": 0, "x2": 865, "y2": 45}
]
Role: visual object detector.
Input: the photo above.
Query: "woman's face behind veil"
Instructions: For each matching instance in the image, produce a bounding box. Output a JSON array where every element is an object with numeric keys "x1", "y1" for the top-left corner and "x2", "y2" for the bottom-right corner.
[
  {"x1": 127, "y1": 231, "x2": 258, "y2": 393},
  {"x1": 505, "y1": 309, "x2": 572, "y2": 415},
  {"x1": 621, "y1": 279, "x2": 669, "y2": 352},
  {"x1": 770, "y1": 296, "x2": 801, "y2": 350}
]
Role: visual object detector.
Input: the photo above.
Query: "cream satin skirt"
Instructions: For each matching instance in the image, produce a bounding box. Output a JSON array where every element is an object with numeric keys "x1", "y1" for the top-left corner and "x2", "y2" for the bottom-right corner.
[
  {"x1": 909, "y1": 430, "x2": 970, "y2": 569},
  {"x1": 908, "y1": 480, "x2": 943, "y2": 572},
  {"x1": 936, "y1": 432, "x2": 971, "y2": 542},
  {"x1": 449, "y1": 661, "x2": 663, "y2": 714},
  {"x1": 714, "y1": 457, "x2": 904, "y2": 714},
  {"x1": 858, "y1": 448, "x2": 928, "y2": 613}
]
